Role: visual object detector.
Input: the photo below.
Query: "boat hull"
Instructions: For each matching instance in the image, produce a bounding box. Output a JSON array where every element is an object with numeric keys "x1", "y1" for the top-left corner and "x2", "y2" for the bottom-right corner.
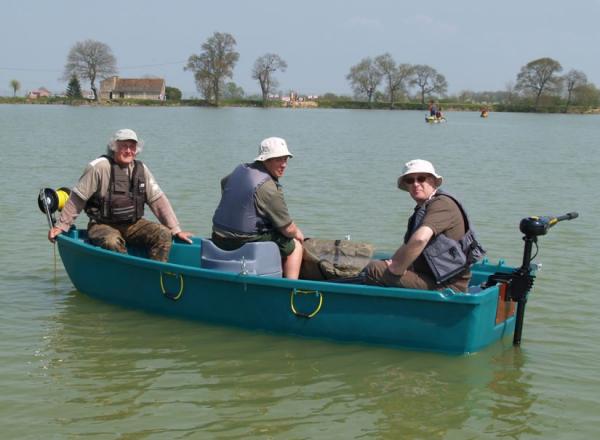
[{"x1": 57, "y1": 229, "x2": 516, "y2": 354}]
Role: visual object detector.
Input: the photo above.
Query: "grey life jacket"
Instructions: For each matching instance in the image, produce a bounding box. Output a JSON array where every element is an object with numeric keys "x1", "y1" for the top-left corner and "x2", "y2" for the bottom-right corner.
[
  {"x1": 212, "y1": 163, "x2": 274, "y2": 234},
  {"x1": 85, "y1": 155, "x2": 146, "y2": 224},
  {"x1": 404, "y1": 190, "x2": 486, "y2": 284}
]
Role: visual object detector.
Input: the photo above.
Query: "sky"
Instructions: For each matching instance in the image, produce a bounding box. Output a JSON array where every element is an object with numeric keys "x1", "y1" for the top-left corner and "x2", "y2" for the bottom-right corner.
[{"x1": 2, "y1": 0, "x2": 600, "y2": 98}]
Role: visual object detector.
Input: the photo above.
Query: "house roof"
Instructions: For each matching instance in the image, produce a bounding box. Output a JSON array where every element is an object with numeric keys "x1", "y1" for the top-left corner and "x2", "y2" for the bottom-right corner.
[{"x1": 111, "y1": 78, "x2": 165, "y2": 93}]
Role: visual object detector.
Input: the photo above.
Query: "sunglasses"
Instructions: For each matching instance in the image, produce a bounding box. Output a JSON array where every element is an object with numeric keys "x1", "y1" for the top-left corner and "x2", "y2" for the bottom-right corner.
[
  {"x1": 117, "y1": 143, "x2": 137, "y2": 151},
  {"x1": 403, "y1": 175, "x2": 428, "y2": 185}
]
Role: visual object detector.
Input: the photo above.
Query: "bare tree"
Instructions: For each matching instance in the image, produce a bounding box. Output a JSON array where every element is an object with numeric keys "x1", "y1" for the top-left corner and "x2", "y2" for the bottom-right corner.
[
  {"x1": 63, "y1": 39, "x2": 117, "y2": 100},
  {"x1": 346, "y1": 57, "x2": 383, "y2": 107},
  {"x1": 374, "y1": 53, "x2": 413, "y2": 109},
  {"x1": 9, "y1": 79, "x2": 20, "y2": 97},
  {"x1": 410, "y1": 65, "x2": 448, "y2": 104},
  {"x1": 252, "y1": 53, "x2": 287, "y2": 106},
  {"x1": 504, "y1": 81, "x2": 516, "y2": 105},
  {"x1": 563, "y1": 69, "x2": 587, "y2": 111},
  {"x1": 185, "y1": 32, "x2": 239, "y2": 106},
  {"x1": 515, "y1": 57, "x2": 563, "y2": 110}
]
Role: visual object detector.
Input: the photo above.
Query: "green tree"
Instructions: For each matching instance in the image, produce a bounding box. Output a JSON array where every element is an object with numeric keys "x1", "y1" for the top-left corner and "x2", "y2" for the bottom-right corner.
[
  {"x1": 346, "y1": 57, "x2": 383, "y2": 107},
  {"x1": 63, "y1": 39, "x2": 117, "y2": 100},
  {"x1": 515, "y1": 57, "x2": 563, "y2": 110},
  {"x1": 563, "y1": 69, "x2": 587, "y2": 112},
  {"x1": 10, "y1": 79, "x2": 20, "y2": 97},
  {"x1": 252, "y1": 53, "x2": 287, "y2": 106},
  {"x1": 165, "y1": 86, "x2": 182, "y2": 101},
  {"x1": 571, "y1": 83, "x2": 599, "y2": 108},
  {"x1": 65, "y1": 75, "x2": 83, "y2": 98},
  {"x1": 374, "y1": 53, "x2": 413, "y2": 108},
  {"x1": 410, "y1": 65, "x2": 448, "y2": 104},
  {"x1": 185, "y1": 32, "x2": 239, "y2": 106},
  {"x1": 223, "y1": 82, "x2": 245, "y2": 100}
]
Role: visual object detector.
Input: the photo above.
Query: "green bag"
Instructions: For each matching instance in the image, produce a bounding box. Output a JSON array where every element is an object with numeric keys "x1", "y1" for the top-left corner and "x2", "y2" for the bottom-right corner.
[{"x1": 300, "y1": 238, "x2": 375, "y2": 281}]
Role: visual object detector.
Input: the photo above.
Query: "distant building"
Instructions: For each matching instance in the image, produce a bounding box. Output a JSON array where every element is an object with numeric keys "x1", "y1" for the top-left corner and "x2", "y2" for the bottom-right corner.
[
  {"x1": 27, "y1": 87, "x2": 51, "y2": 99},
  {"x1": 99, "y1": 76, "x2": 166, "y2": 100},
  {"x1": 81, "y1": 90, "x2": 95, "y2": 100}
]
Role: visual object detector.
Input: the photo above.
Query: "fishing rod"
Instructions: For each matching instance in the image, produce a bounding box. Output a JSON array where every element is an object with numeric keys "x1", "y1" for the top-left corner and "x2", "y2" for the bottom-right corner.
[{"x1": 487, "y1": 212, "x2": 579, "y2": 346}]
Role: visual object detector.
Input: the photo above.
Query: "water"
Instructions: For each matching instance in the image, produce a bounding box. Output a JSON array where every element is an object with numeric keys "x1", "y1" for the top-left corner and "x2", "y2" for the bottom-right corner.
[{"x1": 1, "y1": 104, "x2": 599, "y2": 439}]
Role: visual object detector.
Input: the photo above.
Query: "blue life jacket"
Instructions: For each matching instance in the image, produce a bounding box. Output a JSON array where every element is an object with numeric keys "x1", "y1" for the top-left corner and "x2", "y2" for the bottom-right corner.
[
  {"x1": 212, "y1": 163, "x2": 274, "y2": 234},
  {"x1": 85, "y1": 155, "x2": 146, "y2": 224},
  {"x1": 404, "y1": 190, "x2": 486, "y2": 284}
]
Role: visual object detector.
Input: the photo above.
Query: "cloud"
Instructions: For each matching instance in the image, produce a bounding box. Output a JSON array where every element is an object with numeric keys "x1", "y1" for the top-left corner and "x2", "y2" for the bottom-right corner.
[
  {"x1": 343, "y1": 16, "x2": 385, "y2": 32},
  {"x1": 403, "y1": 14, "x2": 458, "y2": 34}
]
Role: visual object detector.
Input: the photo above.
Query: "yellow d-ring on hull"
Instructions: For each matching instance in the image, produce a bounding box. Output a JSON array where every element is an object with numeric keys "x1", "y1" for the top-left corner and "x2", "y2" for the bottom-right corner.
[
  {"x1": 160, "y1": 271, "x2": 184, "y2": 301},
  {"x1": 290, "y1": 288, "x2": 323, "y2": 318}
]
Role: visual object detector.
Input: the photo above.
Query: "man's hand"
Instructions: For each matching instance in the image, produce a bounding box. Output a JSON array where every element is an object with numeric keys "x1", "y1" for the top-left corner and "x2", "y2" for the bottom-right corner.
[
  {"x1": 385, "y1": 259, "x2": 406, "y2": 277},
  {"x1": 174, "y1": 231, "x2": 194, "y2": 244},
  {"x1": 48, "y1": 226, "x2": 63, "y2": 243}
]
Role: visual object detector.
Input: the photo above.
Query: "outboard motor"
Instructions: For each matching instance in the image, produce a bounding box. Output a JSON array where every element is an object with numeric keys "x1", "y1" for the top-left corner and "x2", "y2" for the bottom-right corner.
[{"x1": 487, "y1": 212, "x2": 579, "y2": 345}]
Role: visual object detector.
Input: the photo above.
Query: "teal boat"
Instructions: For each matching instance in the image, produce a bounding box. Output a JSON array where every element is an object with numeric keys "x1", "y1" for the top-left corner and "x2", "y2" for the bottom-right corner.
[{"x1": 54, "y1": 215, "x2": 575, "y2": 354}]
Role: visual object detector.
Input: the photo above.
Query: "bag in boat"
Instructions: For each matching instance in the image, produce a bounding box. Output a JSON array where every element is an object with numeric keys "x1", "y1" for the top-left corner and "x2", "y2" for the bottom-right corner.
[{"x1": 300, "y1": 238, "x2": 375, "y2": 281}]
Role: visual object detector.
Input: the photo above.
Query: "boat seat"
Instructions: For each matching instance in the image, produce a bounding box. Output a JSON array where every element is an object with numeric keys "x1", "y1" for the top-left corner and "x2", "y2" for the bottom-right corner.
[
  {"x1": 468, "y1": 285, "x2": 483, "y2": 294},
  {"x1": 200, "y1": 239, "x2": 282, "y2": 277}
]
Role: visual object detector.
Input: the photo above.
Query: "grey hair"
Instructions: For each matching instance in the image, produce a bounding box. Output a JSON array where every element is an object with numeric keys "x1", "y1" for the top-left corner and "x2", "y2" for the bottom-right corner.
[{"x1": 106, "y1": 137, "x2": 145, "y2": 156}]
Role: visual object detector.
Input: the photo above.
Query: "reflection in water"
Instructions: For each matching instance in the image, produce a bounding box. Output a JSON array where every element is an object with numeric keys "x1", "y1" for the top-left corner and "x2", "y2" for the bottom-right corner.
[
  {"x1": 38, "y1": 290, "x2": 538, "y2": 439},
  {"x1": 483, "y1": 349, "x2": 538, "y2": 439}
]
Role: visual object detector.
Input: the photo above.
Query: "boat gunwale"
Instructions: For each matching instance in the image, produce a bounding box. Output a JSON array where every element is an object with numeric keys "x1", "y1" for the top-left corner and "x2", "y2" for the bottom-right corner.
[{"x1": 57, "y1": 230, "x2": 505, "y2": 306}]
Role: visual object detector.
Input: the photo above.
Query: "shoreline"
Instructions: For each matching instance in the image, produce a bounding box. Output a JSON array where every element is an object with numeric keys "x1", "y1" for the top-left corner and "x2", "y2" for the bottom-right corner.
[{"x1": 1, "y1": 97, "x2": 598, "y2": 114}]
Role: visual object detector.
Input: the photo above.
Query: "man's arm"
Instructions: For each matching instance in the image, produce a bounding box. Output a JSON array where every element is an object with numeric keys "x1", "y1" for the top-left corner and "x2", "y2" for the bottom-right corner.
[
  {"x1": 148, "y1": 195, "x2": 193, "y2": 243},
  {"x1": 279, "y1": 221, "x2": 304, "y2": 242},
  {"x1": 48, "y1": 193, "x2": 87, "y2": 242},
  {"x1": 387, "y1": 225, "x2": 434, "y2": 276}
]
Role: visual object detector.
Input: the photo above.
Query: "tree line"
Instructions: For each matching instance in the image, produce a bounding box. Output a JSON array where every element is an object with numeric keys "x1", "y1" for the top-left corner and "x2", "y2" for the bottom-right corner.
[
  {"x1": 7, "y1": 33, "x2": 599, "y2": 111},
  {"x1": 346, "y1": 55, "x2": 597, "y2": 111}
]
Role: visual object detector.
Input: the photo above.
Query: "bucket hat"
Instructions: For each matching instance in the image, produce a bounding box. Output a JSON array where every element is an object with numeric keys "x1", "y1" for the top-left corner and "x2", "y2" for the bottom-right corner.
[
  {"x1": 254, "y1": 137, "x2": 293, "y2": 162},
  {"x1": 113, "y1": 128, "x2": 139, "y2": 142},
  {"x1": 107, "y1": 128, "x2": 144, "y2": 154},
  {"x1": 397, "y1": 159, "x2": 443, "y2": 191}
]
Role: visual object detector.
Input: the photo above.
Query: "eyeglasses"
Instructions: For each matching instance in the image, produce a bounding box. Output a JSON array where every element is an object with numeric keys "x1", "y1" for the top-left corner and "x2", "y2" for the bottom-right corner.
[
  {"x1": 117, "y1": 143, "x2": 137, "y2": 151},
  {"x1": 403, "y1": 175, "x2": 428, "y2": 185}
]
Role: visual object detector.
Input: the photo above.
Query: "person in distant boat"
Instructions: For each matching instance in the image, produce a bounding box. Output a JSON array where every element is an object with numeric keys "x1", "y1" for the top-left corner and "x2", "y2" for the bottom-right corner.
[
  {"x1": 428, "y1": 100, "x2": 438, "y2": 117},
  {"x1": 435, "y1": 105, "x2": 443, "y2": 119},
  {"x1": 364, "y1": 159, "x2": 484, "y2": 292},
  {"x1": 47, "y1": 129, "x2": 193, "y2": 261},
  {"x1": 211, "y1": 137, "x2": 305, "y2": 279}
]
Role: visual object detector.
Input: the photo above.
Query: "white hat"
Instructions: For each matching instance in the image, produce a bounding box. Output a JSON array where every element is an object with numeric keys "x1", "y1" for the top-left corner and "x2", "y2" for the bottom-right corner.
[
  {"x1": 107, "y1": 128, "x2": 144, "y2": 154},
  {"x1": 254, "y1": 137, "x2": 293, "y2": 162},
  {"x1": 397, "y1": 159, "x2": 443, "y2": 191},
  {"x1": 113, "y1": 128, "x2": 139, "y2": 143}
]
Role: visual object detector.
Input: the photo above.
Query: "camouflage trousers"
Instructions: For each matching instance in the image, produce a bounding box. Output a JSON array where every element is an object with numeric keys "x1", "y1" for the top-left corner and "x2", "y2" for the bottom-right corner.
[{"x1": 87, "y1": 218, "x2": 173, "y2": 262}]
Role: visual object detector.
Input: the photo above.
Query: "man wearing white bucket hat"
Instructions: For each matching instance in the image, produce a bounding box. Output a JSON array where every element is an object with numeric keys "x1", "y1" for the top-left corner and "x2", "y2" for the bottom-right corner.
[
  {"x1": 48, "y1": 129, "x2": 193, "y2": 261},
  {"x1": 212, "y1": 137, "x2": 305, "y2": 279},
  {"x1": 365, "y1": 159, "x2": 484, "y2": 292}
]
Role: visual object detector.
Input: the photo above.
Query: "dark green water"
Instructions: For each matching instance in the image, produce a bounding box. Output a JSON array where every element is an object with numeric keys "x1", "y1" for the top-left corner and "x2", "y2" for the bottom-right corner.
[{"x1": 1, "y1": 105, "x2": 598, "y2": 439}]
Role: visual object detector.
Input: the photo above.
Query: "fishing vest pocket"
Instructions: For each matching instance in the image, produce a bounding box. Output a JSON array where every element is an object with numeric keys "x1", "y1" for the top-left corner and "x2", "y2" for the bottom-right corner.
[
  {"x1": 109, "y1": 197, "x2": 136, "y2": 223},
  {"x1": 423, "y1": 234, "x2": 468, "y2": 283}
]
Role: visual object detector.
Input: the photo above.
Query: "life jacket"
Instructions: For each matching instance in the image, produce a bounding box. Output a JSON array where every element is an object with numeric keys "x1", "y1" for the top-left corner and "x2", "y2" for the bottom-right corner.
[
  {"x1": 212, "y1": 163, "x2": 274, "y2": 234},
  {"x1": 85, "y1": 155, "x2": 146, "y2": 224},
  {"x1": 404, "y1": 190, "x2": 486, "y2": 284}
]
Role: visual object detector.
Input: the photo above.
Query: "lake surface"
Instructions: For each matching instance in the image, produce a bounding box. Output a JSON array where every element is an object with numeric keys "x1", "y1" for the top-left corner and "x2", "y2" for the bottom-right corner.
[{"x1": 1, "y1": 104, "x2": 599, "y2": 439}]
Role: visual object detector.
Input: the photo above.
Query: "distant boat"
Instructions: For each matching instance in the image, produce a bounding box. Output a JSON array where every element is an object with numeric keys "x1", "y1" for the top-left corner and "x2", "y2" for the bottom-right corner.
[{"x1": 425, "y1": 115, "x2": 446, "y2": 123}]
